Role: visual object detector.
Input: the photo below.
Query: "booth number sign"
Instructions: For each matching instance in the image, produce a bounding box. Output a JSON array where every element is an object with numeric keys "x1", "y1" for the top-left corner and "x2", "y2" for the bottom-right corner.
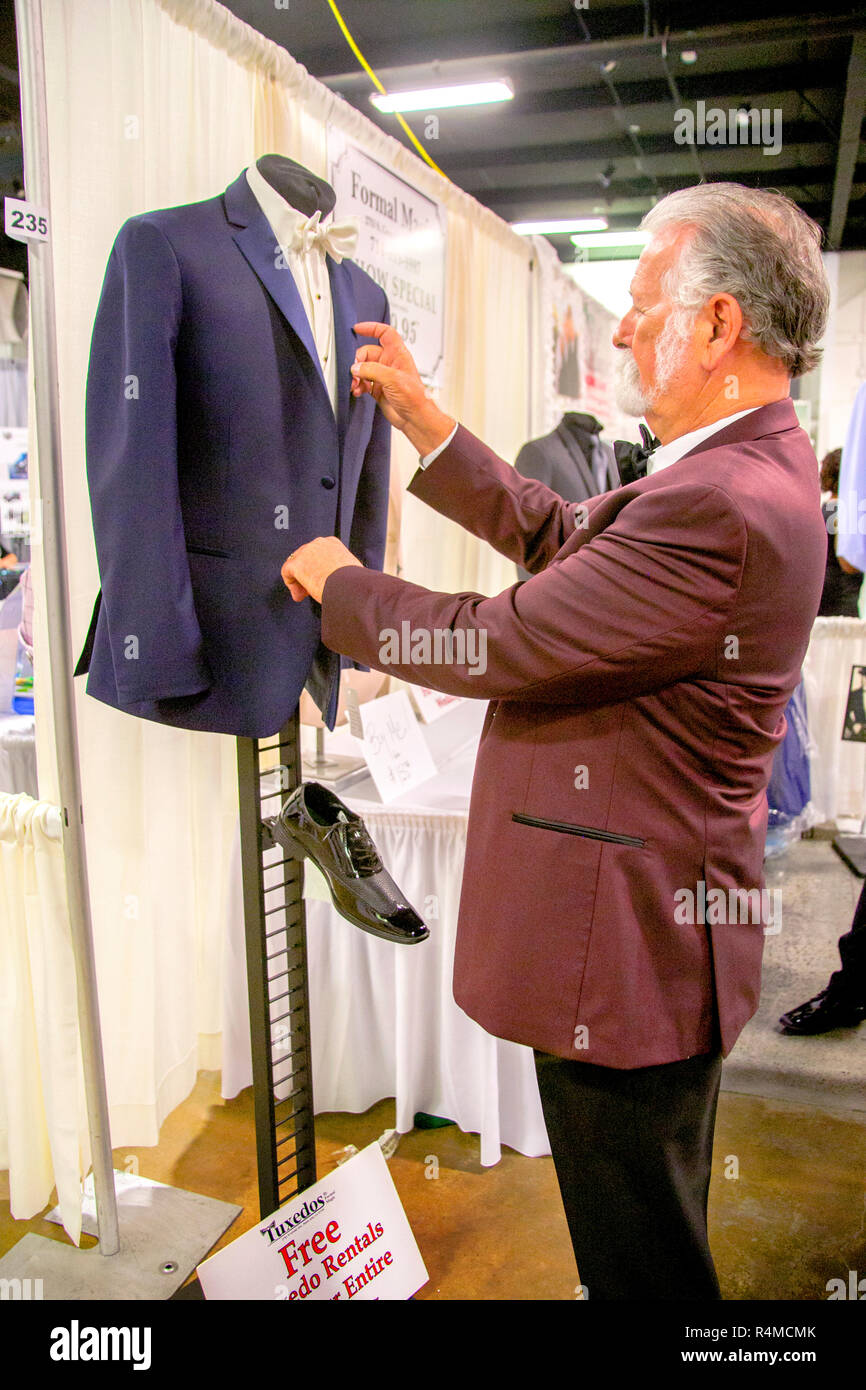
[{"x1": 5, "y1": 198, "x2": 50, "y2": 243}]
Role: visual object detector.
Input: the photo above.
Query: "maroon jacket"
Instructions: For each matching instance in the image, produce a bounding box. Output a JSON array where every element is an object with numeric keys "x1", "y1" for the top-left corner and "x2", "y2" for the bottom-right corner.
[{"x1": 321, "y1": 400, "x2": 826, "y2": 1067}]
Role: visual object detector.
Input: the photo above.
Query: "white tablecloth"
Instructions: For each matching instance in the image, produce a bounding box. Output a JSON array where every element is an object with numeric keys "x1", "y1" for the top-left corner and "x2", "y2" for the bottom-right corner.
[
  {"x1": 0, "y1": 713, "x2": 37, "y2": 799},
  {"x1": 220, "y1": 699, "x2": 550, "y2": 1167}
]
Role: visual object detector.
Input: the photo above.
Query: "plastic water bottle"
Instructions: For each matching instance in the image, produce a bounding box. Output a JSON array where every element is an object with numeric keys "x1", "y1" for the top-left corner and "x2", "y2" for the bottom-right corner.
[{"x1": 13, "y1": 640, "x2": 33, "y2": 715}]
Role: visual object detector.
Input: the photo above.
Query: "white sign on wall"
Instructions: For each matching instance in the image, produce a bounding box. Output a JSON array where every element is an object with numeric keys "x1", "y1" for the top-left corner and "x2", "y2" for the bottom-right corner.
[
  {"x1": 328, "y1": 129, "x2": 446, "y2": 384},
  {"x1": 197, "y1": 1142, "x2": 428, "y2": 1301}
]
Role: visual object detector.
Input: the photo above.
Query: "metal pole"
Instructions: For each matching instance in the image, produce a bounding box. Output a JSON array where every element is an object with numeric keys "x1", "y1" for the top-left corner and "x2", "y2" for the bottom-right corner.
[{"x1": 14, "y1": 0, "x2": 120, "y2": 1255}]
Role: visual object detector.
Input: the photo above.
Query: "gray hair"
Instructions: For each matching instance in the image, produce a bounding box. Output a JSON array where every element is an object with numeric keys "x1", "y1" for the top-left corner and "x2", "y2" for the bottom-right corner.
[{"x1": 639, "y1": 184, "x2": 829, "y2": 377}]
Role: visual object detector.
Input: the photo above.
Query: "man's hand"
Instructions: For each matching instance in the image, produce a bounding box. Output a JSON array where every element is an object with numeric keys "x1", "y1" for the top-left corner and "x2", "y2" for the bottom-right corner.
[
  {"x1": 352, "y1": 321, "x2": 455, "y2": 457},
  {"x1": 281, "y1": 537, "x2": 363, "y2": 604}
]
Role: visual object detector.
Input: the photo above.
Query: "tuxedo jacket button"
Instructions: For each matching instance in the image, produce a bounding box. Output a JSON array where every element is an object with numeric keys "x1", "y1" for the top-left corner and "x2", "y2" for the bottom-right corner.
[{"x1": 320, "y1": 476, "x2": 335, "y2": 489}]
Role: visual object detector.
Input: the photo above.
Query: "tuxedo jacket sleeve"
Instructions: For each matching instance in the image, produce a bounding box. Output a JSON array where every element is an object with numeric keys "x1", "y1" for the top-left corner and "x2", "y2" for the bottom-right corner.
[
  {"x1": 321, "y1": 422, "x2": 746, "y2": 706},
  {"x1": 83, "y1": 217, "x2": 211, "y2": 703}
]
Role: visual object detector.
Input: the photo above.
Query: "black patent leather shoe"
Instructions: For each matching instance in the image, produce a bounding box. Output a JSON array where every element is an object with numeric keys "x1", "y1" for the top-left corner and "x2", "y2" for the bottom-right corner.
[
  {"x1": 778, "y1": 989, "x2": 866, "y2": 1035},
  {"x1": 263, "y1": 782, "x2": 429, "y2": 946}
]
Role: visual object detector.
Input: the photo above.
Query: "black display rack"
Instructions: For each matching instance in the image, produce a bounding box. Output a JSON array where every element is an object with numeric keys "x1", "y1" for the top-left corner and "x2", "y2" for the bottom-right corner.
[{"x1": 237, "y1": 712, "x2": 317, "y2": 1217}]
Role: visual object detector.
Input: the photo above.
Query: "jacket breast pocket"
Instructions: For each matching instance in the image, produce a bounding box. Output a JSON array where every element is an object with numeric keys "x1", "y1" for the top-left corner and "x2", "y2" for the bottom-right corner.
[{"x1": 511, "y1": 812, "x2": 645, "y2": 848}]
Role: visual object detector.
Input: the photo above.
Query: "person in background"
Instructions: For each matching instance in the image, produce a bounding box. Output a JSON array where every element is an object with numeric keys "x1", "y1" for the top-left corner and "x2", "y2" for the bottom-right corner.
[
  {"x1": 17, "y1": 564, "x2": 33, "y2": 666},
  {"x1": 779, "y1": 879, "x2": 866, "y2": 1034},
  {"x1": 0, "y1": 539, "x2": 18, "y2": 569},
  {"x1": 778, "y1": 446, "x2": 866, "y2": 1034},
  {"x1": 819, "y1": 447, "x2": 862, "y2": 616}
]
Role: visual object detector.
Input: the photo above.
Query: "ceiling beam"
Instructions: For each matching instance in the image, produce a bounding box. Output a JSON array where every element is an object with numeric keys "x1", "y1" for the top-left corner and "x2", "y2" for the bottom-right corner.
[
  {"x1": 320, "y1": 15, "x2": 866, "y2": 93},
  {"x1": 477, "y1": 164, "x2": 863, "y2": 213},
  {"x1": 440, "y1": 123, "x2": 837, "y2": 172},
  {"x1": 828, "y1": 33, "x2": 866, "y2": 247}
]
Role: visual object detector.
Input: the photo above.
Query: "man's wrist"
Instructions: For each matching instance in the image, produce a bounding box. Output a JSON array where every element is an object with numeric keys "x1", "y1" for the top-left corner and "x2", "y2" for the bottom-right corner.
[
  {"x1": 419, "y1": 422, "x2": 458, "y2": 469},
  {"x1": 403, "y1": 402, "x2": 457, "y2": 459}
]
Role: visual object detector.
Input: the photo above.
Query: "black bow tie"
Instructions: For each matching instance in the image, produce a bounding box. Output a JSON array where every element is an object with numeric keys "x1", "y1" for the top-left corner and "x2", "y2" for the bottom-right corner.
[{"x1": 613, "y1": 424, "x2": 661, "y2": 485}]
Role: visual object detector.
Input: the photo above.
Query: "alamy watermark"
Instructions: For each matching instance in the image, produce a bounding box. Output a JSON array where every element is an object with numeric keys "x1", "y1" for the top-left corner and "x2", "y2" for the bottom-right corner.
[
  {"x1": 674, "y1": 102, "x2": 782, "y2": 158},
  {"x1": 378, "y1": 621, "x2": 487, "y2": 676},
  {"x1": 825, "y1": 493, "x2": 866, "y2": 538},
  {"x1": 0, "y1": 1277, "x2": 43, "y2": 1300},
  {"x1": 674, "y1": 880, "x2": 781, "y2": 934}
]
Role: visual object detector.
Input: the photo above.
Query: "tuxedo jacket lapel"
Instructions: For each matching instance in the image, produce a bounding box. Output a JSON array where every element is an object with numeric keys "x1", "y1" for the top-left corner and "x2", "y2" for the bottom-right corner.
[
  {"x1": 225, "y1": 172, "x2": 332, "y2": 409},
  {"x1": 554, "y1": 421, "x2": 597, "y2": 497},
  {"x1": 328, "y1": 258, "x2": 358, "y2": 457}
]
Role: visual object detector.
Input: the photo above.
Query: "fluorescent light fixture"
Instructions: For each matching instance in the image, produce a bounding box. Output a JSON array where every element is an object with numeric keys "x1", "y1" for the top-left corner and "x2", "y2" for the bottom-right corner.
[
  {"x1": 371, "y1": 81, "x2": 513, "y2": 114},
  {"x1": 570, "y1": 230, "x2": 650, "y2": 248},
  {"x1": 511, "y1": 217, "x2": 608, "y2": 236}
]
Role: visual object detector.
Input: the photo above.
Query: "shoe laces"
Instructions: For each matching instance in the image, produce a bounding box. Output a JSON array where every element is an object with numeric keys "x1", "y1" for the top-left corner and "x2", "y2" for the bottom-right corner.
[{"x1": 334, "y1": 811, "x2": 383, "y2": 876}]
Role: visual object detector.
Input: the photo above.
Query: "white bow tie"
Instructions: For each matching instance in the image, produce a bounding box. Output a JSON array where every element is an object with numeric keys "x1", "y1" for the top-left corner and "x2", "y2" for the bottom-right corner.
[{"x1": 289, "y1": 210, "x2": 359, "y2": 263}]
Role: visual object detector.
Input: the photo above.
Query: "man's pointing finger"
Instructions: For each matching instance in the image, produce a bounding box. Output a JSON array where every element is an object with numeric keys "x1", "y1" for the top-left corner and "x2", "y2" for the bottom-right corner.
[{"x1": 353, "y1": 321, "x2": 395, "y2": 341}]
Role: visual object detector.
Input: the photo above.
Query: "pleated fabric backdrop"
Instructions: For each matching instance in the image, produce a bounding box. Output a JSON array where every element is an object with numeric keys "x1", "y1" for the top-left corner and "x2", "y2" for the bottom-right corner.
[{"x1": 0, "y1": 793, "x2": 89, "y2": 1241}]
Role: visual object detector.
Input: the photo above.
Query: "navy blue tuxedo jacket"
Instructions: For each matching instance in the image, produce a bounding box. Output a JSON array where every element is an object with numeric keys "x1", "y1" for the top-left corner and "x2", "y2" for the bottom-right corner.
[{"x1": 75, "y1": 170, "x2": 390, "y2": 736}]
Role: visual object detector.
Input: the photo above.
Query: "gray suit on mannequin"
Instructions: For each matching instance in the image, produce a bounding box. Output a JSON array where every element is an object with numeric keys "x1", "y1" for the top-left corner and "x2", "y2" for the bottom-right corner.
[{"x1": 514, "y1": 412, "x2": 617, "y2": 579}]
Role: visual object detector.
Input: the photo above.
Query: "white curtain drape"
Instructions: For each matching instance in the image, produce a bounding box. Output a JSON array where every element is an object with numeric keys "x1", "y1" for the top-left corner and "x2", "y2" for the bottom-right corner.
[
  {"x1": 0, "y1": 361, "x2": 28, "y2": 429},
  {"x1": 15, "y1": 0, "x2": 537, "y2": 1219},
  {"x1": 0, "y1": 792, "x2": 90, "y2": 1243}
]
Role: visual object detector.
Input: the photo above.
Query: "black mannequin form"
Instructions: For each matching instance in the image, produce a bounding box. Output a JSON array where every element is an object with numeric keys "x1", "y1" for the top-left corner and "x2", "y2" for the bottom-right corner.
[{"x1": 256, "y1": 154, "x2": 336, "y2": 218}]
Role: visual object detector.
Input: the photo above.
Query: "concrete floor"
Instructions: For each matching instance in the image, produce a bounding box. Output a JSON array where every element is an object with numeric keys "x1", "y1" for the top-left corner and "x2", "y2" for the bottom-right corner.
[
  {"x1": 2, "y1": 838, "x2": 865, "y2": 1301},
  {"x1": 1, "y1": 1075, "x2": 864, "y2": 1301},
  {"x1": 723, "y1": 835, "x2": 866, "y2": 1112}
]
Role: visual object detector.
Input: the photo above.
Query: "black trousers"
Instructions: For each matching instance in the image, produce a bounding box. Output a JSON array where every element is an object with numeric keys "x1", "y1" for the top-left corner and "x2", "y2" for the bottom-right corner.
[
  {"x1": 828, "y1": 876, "x2": 866, "y2": 1005},
  {"x1": 534, "y1": 1046, "x2": 723, "y2": 1300}
]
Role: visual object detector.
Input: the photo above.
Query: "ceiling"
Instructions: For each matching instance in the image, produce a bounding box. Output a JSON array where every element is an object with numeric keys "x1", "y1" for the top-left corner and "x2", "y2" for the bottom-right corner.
[
  {"x1": 220, "y1": 0, "x2": 866, "y2": 261},
  {"x1": 1, "y1": 0, "x2": 865, "y2": 277}
]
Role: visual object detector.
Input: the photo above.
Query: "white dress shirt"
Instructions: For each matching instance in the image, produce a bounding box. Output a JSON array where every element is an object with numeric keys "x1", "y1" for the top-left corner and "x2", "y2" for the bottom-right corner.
[
  {"x1": 246, "y1": 162, "x2": 338, "y2": 415},
  {"x1": 647, "y1": 407, "x2": 760, "y2": 474}
]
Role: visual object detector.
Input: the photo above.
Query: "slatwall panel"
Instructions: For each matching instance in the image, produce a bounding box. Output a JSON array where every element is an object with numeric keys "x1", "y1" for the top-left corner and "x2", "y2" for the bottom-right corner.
[{"x1": 237, "y1": 712, "x2": 317, "y2": 1217}]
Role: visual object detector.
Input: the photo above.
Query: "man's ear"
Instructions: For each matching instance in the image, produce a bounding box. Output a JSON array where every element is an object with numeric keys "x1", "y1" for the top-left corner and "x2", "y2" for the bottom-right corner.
[{"x1": 704, "y1": 293, "x2": 742, "y2": 365}]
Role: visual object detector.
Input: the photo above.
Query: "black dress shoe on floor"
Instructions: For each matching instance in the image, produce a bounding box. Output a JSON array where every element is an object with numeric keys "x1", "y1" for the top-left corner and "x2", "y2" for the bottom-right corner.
[
  {"x1": 778, "y1": 989, "x2": 866, "y2": 1035},
  {"x1": 264, "y1": 782, "x2": 429, "y2": 946}
]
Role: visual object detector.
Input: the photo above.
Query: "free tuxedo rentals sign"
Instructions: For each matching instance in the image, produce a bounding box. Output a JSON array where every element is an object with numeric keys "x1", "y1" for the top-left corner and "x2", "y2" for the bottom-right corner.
[{"x1": 197, "y1": 1143, "x2": 428, "y2": 1300}]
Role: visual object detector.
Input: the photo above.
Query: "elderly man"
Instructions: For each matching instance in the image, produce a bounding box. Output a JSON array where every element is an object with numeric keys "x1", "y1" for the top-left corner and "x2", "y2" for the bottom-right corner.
[{"x1": 282, "y1": 183, "x2": 829, "y2": 1300}]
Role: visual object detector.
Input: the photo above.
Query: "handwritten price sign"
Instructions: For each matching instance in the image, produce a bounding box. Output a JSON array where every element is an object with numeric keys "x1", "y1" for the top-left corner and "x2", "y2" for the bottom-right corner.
[{"x1": 357, "y1": 690, "x2": 437, "y2": 803}]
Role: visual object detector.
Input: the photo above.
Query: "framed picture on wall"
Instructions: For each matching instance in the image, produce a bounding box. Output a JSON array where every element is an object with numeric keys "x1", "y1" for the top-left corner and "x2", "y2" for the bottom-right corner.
[{"x1": 842, "y1": 664, "x2": 866, "y2": 741}]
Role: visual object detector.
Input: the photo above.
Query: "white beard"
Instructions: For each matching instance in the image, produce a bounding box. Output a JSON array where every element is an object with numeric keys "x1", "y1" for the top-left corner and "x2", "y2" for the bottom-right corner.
[
  {"x1": 614, "y1": 313, "x2": 692, "y2": 417},
  {"x1": 614, "y1": 351, "x2": 652, "y2": 416}
]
